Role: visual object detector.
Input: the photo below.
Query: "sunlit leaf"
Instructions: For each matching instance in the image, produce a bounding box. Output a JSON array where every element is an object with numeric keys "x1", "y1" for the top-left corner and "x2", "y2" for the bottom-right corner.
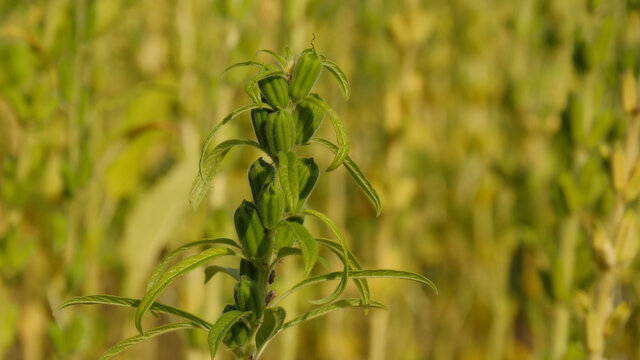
[
  {"x1": 283, "y1": 299, "x2": 385, "y2": 329},
  {"x1": 257, "y1": 49, "x2": 287, "y2": 69},
  {"x1": 57, "y1": 294, "x2": 212, "y2": 330},
  {"x1": 311, "y1": 138, "x2": 381, "y2": 215},
  {"x1": 320, "y1": 55, "x2": 351, "y2": 100},
  {"x1": 277, "y1": 151, "x2": 300, "y2": 211},
  {"x1": 99, "y1": 322, "x2": 197, "y2": 360},
  {"x1": 303, "y1": 95, "x2": 349, "y2": 171},
  {"x1": 135, "y1": 247, "x2": 236, "y2": 333},
  {"x1": 283, "y1": 221, "x2": 318, "y2": 277},
  {"x1": 255, "y1": 307, "x2": 286, "y2": 352},
  {"x1": 222, "y1": 61, "x2": 263, "y2": 75}
]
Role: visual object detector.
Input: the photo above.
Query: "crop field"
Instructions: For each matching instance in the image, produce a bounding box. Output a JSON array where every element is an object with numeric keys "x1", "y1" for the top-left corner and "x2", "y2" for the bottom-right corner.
[{"x1": 1, "y1": 0, "x2": 640, "y2": 359}]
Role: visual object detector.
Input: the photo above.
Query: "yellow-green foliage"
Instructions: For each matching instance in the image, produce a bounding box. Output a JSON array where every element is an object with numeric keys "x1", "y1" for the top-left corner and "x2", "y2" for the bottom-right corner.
[{"x1": 1, "y1": 0, "x2": 640, "y2": 359}]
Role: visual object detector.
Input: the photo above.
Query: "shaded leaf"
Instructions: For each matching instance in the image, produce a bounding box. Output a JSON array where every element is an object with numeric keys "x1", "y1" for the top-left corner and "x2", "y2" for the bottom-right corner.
[
  {"x1": 204, "y1": 266, "x2": 240, "y2": 283},
  {"x1": 207, "y1": 311, "x2": 251, "y2": 358},
  {"x1": 303, "y1": 95, "x2": 349, "y2": 171},
  {"x1": 255, "y1": 307, "x2": 286, "y2": 351}
]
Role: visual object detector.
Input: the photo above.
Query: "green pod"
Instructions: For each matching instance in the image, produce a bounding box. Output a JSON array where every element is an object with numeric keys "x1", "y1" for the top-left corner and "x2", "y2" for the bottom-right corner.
[
  {"x1": 258, "y1": 64, "x2": 289, "y2": 108},
  {"x1": 296, "y1": 157, "x2": 319, "y2": 211},
  {"x1": 265, "y1": 110, "x2": 295, "y2": 155},
  {"x1": 257, "y1": 182, "x2": 285, "y2": 229},
  {"x1": 290, "y1": 49, "x2": 323, "y2": 101},
  {"x1": 251, "y1": 108, "x2": 273, "y2": 150},
  {"x1": 274, "y1": 216, "x2": 304, "y2": 250},
  {"x1": 234, "y1": 200, "x2": 268, "y2": 259},
  {"x1": 293, "y1": 93, "x2": 325, "y2": 144},
  {"x1": 223, "y1": 321, "x2": 250, "y2": 348},
  {"x1": 234, "y1": 275, "x2": 263, "y2": 320},
  {"x1": 239, "y1": 259, "x2": 259, "y2": 281},
  {"x1": 248, "y1": 158, "x2": 275, "y2": 202}
]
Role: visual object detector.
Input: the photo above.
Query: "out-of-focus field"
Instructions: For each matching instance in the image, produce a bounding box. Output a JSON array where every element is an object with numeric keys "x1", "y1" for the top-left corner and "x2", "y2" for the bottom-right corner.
[{"x1": 2, "y1": 0, "x2": 640, "y2": 359}]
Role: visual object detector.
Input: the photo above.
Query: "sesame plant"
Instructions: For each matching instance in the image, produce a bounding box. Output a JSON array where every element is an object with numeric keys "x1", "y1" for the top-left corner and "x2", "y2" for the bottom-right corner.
[{"x1": 58, "y1": 45, "x2": 436, "y2": 359}]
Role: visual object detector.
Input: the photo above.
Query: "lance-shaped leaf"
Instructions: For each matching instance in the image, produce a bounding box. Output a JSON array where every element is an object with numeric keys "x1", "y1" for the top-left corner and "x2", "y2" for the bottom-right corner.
[
  {"x1": 316, "y1": 238, "x2": 370, "y2": 309},
  {"x1": 283, "y1": 221, "x2": 318, "y2": 277},
  {"x1": 146, "y1": 238, "x2": 240, "y2": 292},
  {"x1": 255, "y1": 307, "x2": 286, "y2": 352},
  {"x1": 58, "y1": 295, "x2": 212, "y2": 330},
  {"x1": 303, "y1": 95, "x2": 349, "y2": 171},
  {"x1": 299, "y1": 209, "x2": 349, "y2": 305},
  {"x1": 312, "y1": 138, "x2": 381, "y2": 215},
  {"x1": 204, "y1": 266, "x2": 240, "y2": 283},
  {"x1": 191, "y1": 139, "x2": 261, "y2": 210},
  {"x1": 278, "y1": 151, "x2": 300, "y2": 211},
  {"x1": 275, "y1": 246, "x2": 303, "y2": 261},
  {"x1": 208, "y1": 310, "x2": 252, "y2": 359},
  {"x1": 283, "y1": 299, "x2": 385, "y2": 329},
  {"x1": 273, "y1": 269, "x2": 438, "y2": 305},
  {"x1": 99, "y1": 322, "x2": 197, "y2": 360},
  {"x1": 222, "y1": 60, "x2": 263, "y2": 75},
  {"x1": 135, "y1": 247, "x2": 236, "y2": 334},
  {"x1": 257, "y1": 49, "x2": 287, "y2": 70},
  {"x1": 198, "y1": 104, "x2": 261, "y2": 184},
  {"x1": 320, "y1": 55, "x2": 351, "y2": 100}
]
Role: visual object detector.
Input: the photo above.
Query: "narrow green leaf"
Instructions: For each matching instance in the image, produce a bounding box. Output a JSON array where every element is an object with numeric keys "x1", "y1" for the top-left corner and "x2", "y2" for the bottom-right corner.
[
  {"x1": 320, "y1": 55, "x2": 351, "y2": 100},
  {"x1": 197, "y1": 104, "x2": 261, "y2": 186},
  {"x1": 222, "y1": 61, "x2": 263, "y2": 75},
  {"x1": 316, "y1": 238, "x2": 370, "y2": 309},
  {"x1": 299, "y1": 209, "x2": 349, "y2": 305},
  {"x1": 58, "y1": 295, "x2": 212, "y2": 330},
  {"x1": 283, "y1": 299, "x2": 385, "y2": 329},
  {"x1": 311, "y1": 138, "x2": 381, "y2": 215},
  {"x1": 257, "y1": 49, "x2": 287, "y2": 69},
  {"x1": 303, "y1": 95, "x2": 349, "y2": 171},
  {"x1": 99, "y1": 322, "x2": 197, "y2": 360},
  {"x1": 278, "y1": 151, "x2": 300, "y2": 211},
  {"x1": 204, "y1": 266, "x2": 240, "y2": 283},
  {"x1": 284, "y1": 222, "x2": 318, "y2": 277},
  {"x1": 273, "y1": 269, "x2": 438, "y2": 305},
  {"x1": 255, "y1": 307, "x2": 286, "y2": 351},
  {"x1": 275, "y1": 246, "x2": 303, "y2": 261},
  {"x1": 135, "y1": 247, "x2": 236, "y2": 334},
  {"x1": 207, "y1": 310, "x2": 251, "y2": 359},
  {"x1": 191, "y1": 139, "x2": 262, "y2": 209},
  {"x1": 146, "y1": 238, "x2": 240, "y2": 292}
]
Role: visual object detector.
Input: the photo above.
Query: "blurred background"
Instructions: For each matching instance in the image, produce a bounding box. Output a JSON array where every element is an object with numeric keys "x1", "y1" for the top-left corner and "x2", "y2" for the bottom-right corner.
[{"x1": 2, "y1": 0, "x2": 640, "y2": 359}]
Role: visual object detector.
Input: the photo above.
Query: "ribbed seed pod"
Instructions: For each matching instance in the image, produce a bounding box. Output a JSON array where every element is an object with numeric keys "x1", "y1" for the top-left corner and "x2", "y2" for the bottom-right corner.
[
  {"x1": 251, "y1": 108, "x2": 272, "y2": 151},
  {"x1": 290, "y1": 48, "x2": 323, "y2": 101},
  {"x1": 274, "y1": 216, "x2": 305, "y2": 250},
  {"x1": 248, "y1": 158, "x2": 275, "y2": 202},
  {"x1": 234, "y1": 200, "x2": 268, "y2": 259},
  {"x1": 258, "y1": 64, "x2": 290, "y2": 108},
  {"x1": 234, "y1": 275, "x2": 263, "y2": 320},
  {"x1": 293, "y1": 93, "x2": 325, "y2": 144},
  {"x1": 257, "y1": 182, "x2": 285, "y2": 229},
  {"x1": 265, "y1": 110, "x2": 295, "y2": 155}
]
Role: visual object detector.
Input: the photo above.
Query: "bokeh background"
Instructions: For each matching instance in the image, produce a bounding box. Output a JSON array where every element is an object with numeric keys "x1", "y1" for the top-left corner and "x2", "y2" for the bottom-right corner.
[{"x1": 2, "y1": 0, "x2": 640, "y2": 359}]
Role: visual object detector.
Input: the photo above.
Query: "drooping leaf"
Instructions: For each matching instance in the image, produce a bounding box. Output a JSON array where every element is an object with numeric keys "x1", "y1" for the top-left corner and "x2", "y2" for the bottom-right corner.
[
  {"x1": 303, "y1": 95, "x2": 349, "y2": 171},
  {"x1": 320, "y1": 55, "x2": 351, "y2": 100},
  {"x1": 222, "y1": 61, "x2": 263, "y2": 75},
  {"x1": 299, "y1": 209, "x2": 349, "y2": 305},
  {"x1": 99, "y1": 322, "x2": 197, "y2": 360},
  {"x1": 257, "y1": 49, "x2": 287, "y2": 69},
  {"x1": 191, "y1": 139, "x2": 261, "y2": 210},
  {"x1": 284, "y1": 221, "x2": 318, "y2": 277},
  {"x1": 207, "y1": 310, "x2": 252, "y2": 358},
  {"x1": 146, "y1": 238, "x2": 240, "y2": 292},
  {"x1": 283, "y1": 299, "x2": 385, "y2": 329},
  {"x1": 204, "y1": 266, "x2": 240, "y2": 283},
  {"x1": 273, "y1": 269, "x2": 438, "y2": 305},
  {"x1": 312, "y1": 138, "x2": 381, "y2": 215},
  {"x1": 275, "y1": 246, "x2": 303, "y2": 261},
  {"x1": 135, "y1": 247, "x2": 236, "y2": 333},
  {"x1": 255, "y1": 307, "x2": 286, "y2": 351},
  {"x1": 278, "y1": 151, "x2": 300, "y2": 211},
  {"x1": 316, "y1": 238, "x2": 370, "y2": 309},
  {"x1": 57, "y1": 295, "x2": 212, "y2": 330}
]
